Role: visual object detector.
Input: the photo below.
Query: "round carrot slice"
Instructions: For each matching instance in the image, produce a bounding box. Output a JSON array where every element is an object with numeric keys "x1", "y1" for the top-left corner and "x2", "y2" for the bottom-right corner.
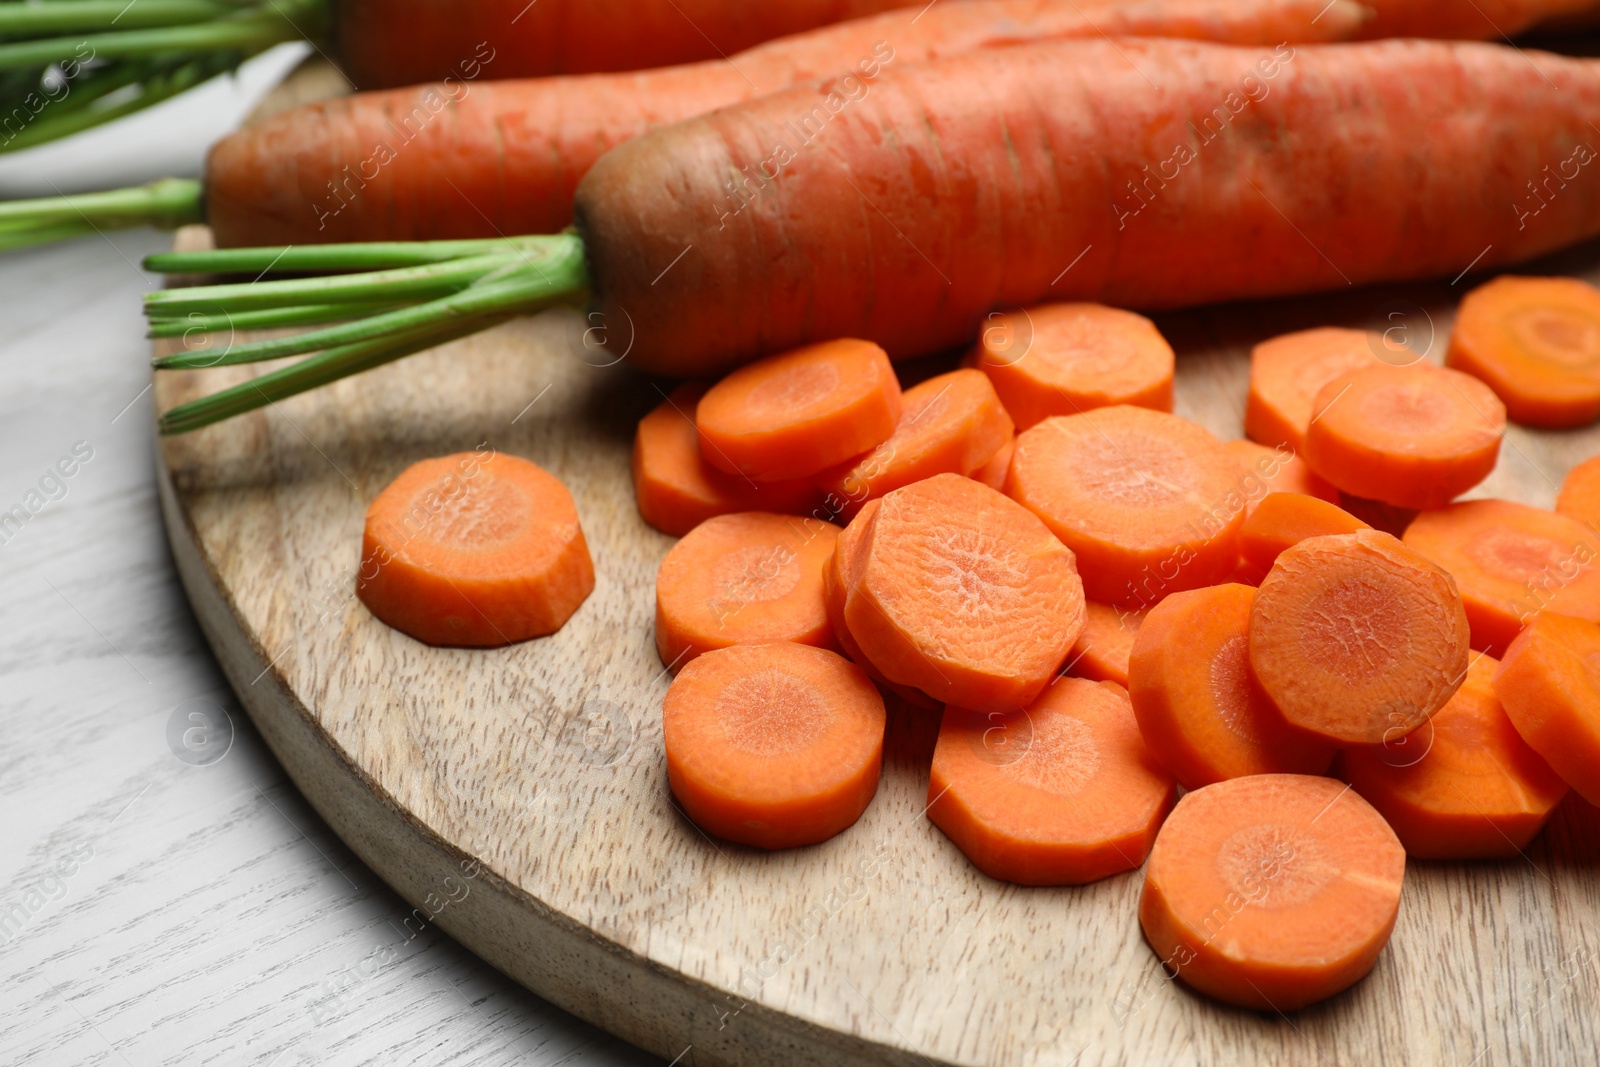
[
  {"x1": 1066, "y1": 601, "x2": 1146, "y2": 688},
  {"x1": 817, "y1": 368, "x2": 1013, "y2": 523},
  {"x1": 844, "y1": 473, "x2": 1085, "y2": 714},
  {"x1": 1446, "y1": 275, "x2": 1600, "y2": 428},
  {"x1": 358, "y1": 452, "x2": 595, "y2": 647},
  {"x1": 1403, "y1": 499, "x2": 1600, "y2": 653},
  {"x1": 663, "y1": 641, "x2": 885, "y2": 849},
  {"x1": 1304, "y1": 362, "x2": 1506, "y2": 509},
  {"x1": 971, "y1": 434, "x2": 1015, "y2": 491},
  {"x1": 655, "y1": 512, "x2": 839, "y2": 671},
  {"x1": 1139, "y1": 773, "x2": 1406, "y2": 1011},
  {"x1": 1006, "y1": 406, "x2": 1247, "y2": 604},
  {"x1": 1220, "y1": 438, "x2": 1338, "y2": 518},
  {"x1": 1245, "y1": 327, "x2": 1379, "y2": 452},
  {"x1": 1557, "y1": 454, "x2": 1600, "y2": 528},
  {"x1": 632, "y1": 383, "x2": 816, "y2": 536},
  {"x1": 968, "y1": 302, "x2": 1174, "y2": 430},
  {"x1": 1249, "y1": 530, "x2": 1471, "y2": 746},
  {"x1": 928, "y1": 677, "x2": 1176, "y2": 885},
  {"x1": 1238, "y1": 492, "x2": 1370, "y2": 577},
  {"x1": 1494, "y1": 611, "x2": 1600, "y2": 806},
  {"x1": 696, "y1": 338, "x2": 902, "y2": 482},
  {"x1": 1340, "y1": 654, "x2": 1568, "y2": 859},
  {"x1": 1130, "y1": 584, "x2": 1336, "y2": 789}
]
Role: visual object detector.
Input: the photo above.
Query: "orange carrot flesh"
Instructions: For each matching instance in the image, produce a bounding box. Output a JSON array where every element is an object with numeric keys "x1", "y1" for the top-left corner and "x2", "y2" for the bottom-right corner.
[
  {"x1": 1138, "y1": 773, "x2": 1406, "y2": 1011},
  {"x1": 1305, "y1": 362, "x2": 1506, "y2": 509},
  {"x1": 1339, "y1": 654, "x2": 1569, "y2": 859},
  {"x1": 1006, "y1": 406, "x2": 1247, "y2": 604},
  {"x1": 1066, "y1": 601, "x2": 1146, "y2": 688},
  {"x1": 1220, "y1": 438, "x2": 1338, "y2": 518},
  {"x1": 1238, "y1": 492, "x2": 1370, "y2": 577},
  {"x1": 1447, "y1": 275, "x2": 1600, "y2": 428},
  {"x1": 1130, "y1": 584, "x2": 1336, "y2": 789},
  {"x1": 655, "y1": 512, "x2": 840, "y2": 670},
  {"x1": 816, "y1": 368, "x2": 1013, "y2": 523},
  {"x1": 928, "y1": 677, "x2": 1176, "y2": 885},
  {"x1": 1402, "y1": 499, "x2": 1600, "y2": 653},
  {"x1": 1250, "y1": 329, "x2": 1380, "y2": 452},
  {"x1": 1558, "y1": 454, "x2": 1600, "y2": 528},
  {"x1": 971, "y1": 435, "x2": 1016, "y2": 492},
  {"x1": 662, "y1": 641, "x2": 886, "y2": 849},
  {"x1": 696, "y1": 338, "x2": 902, "y2": 481},
  {"x1": 843, "y1": 473, "x2": 1086, "y2": 713},
  {"x1": 1249, "y1": 530, "x2": 1471, "y2": 745},
  {"x1": 357, "y1": 452, "x2": 594, "y2": 646},
  {"x1": 632, "y1": 384, "x2": 817, "y2": 536},
  {"x1": 967, "y1": 302, "x2": 1175, "y2": 430},
  {"x1": 1493, "y1": 611, "x2": 1600, "y2": 806}
]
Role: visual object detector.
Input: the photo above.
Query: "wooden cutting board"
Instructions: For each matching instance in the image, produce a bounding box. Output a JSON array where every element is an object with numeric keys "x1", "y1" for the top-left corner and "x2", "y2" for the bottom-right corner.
[{"x1": 154, "y1": 63, "x2": 1600, "y2": 1067}]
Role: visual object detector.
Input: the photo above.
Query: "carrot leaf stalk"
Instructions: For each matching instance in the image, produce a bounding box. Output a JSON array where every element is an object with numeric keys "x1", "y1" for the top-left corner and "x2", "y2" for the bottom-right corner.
[
  {"x1": 0, "y1": 178, "x2": 204, "y2": 249},
  {"x1": 144, "y1": 233, "x2": 590, "y2": 435}
]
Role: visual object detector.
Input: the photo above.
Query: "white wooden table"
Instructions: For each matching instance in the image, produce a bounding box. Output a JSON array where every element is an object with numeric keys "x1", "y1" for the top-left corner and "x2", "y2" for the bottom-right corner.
[{"x1": 0, "y1": 47, "x2": 660, "y2": 1067}]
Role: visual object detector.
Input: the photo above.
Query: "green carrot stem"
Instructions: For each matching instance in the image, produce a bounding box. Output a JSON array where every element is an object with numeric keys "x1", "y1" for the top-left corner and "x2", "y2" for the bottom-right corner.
[
  {"x1": 0, "y1": 178, "x2": 204, "y2": 247},
  {"x1": 0, "y1": 218, "x2": 104, "y2": 251},
  {"x1": 0, "y1": 9, "x2": 313, "y2": 70},
  {"x1": 144, "y1": 236, "x2": 562, "y2": 275},
  {"x1": 0, "y1": 1, "x2": 242, "y2": 35},
  {"x1": 146, "y1": 301, "x2": 401, "y2": 337}
]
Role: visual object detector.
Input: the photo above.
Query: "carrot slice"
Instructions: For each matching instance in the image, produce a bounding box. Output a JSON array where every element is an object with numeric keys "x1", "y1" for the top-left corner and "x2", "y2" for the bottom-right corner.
[
  {"x1": 655, "y1": 512, "x2": 839, "y2": 671},
  {"x1": 1249, "y1": 530, "x2": 1471, "y2": 745},
  {"x1": 816, "y1": 368, "x2": 1013, "y2": 523},
  {"x1": 928, "y1": 677, "x2": 1176, "y2": 885},
  {"x1": 1130, "y1": 584, "x2": 1336, "y2": 789},
  {"x1": 1066, "y1": 601, "x2": 1146, "y2": 688},
  {"x1": 1304, "y1": 362, "x2": 1506, "y2": 509},
  {"x1": 1446, "y1": 275, "x2": 1600, "y2": 428},
  {"x1": 358, "y1": 452, "x2": 594, "y2": 647},
  {"x1": 1403, "y1": 499, "x2": 1600, "y2": 653},
  {"x1": 696, "y1": 338, "x2": 902, "y2": 481},
  {"x1": 1557, "y1": 454, "x2": 1600, "y2": 528},
  {"x1": 1220, "y1": 438, "x2": 1338, "y2": 518},
  {"x1": 632, "y1": 384, "x2": 816, "y2": 536},
  {"x1": 1245, "y1": 327, "x2": 1378, "y2": 452},
  {"x1": 844, "y1": 473, "x2": 1085, "y2": 714},
  {"x1": 1238, "y1": 492, "x2": 1370, "y2": 577},
  {"x1": 967, "y1": 302, "x2": 1174, "y2": 430},
  {"x1": 1339, "y1": 654, "x2": 1569, "y2": 858},
  {"x1": 1006, "y1": 405, "x2": 1247, "y2": 604},
  {"x1": 1139, "y1": 773, "x2": 1406, "y2": 1011},
  {"x1": 1494, "y1": 611, "x2": 1600, "y2": 806},
  {"x1": 971, "y1": 435, "x2": 1015, "y2": 491},
  {"x1": 662, "y1": 641, "x2": 885, "y2": 849}
]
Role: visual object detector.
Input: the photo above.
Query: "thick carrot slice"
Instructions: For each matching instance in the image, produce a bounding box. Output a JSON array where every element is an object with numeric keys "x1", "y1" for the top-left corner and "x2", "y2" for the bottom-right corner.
[
  {"x1": 844, "y1": 473, "x2": 1085, "y2": 713},
  {"x1": 1339, "y1": 654, "x2": 1568, "y2": 858},
  {"x1": 1557, "y1": 454, "x2": 1600, "y2": 528},
  {"x1": 1403, "y1": 499, "x2": 1600, "y2": 653},
  {"x1": 1139, "y1": 773, "x2": 1406, "y2": 1011},
  {"x1": 967, "y1": 303, "x2": 1174, "y2": 430},
  {"x1": 971, "y1": 435, "x2": 1015, "y2": 492},
  {"x1": 1249, "y1": 531, "x2": 1471, "y2": 745},
  {"x1": 1006, "y1": 406, "x2": 1247, "y2": 604},
  {"x1": 1446, "y1": 275, "x2": 1600, "y2": 428},
  {"x1": 817, "y1": 369, "x2": 1012, "y2": 523},
  {"x1": 1220, "y1": 438, "x2": 1338, "y2": 518},
  {"x1": 928, "y1": 677, "x2": 1176, "y2": 885},
  {"x1": 662, "y1": 641, "x2": 885, "y2": 849},
  {"x1": 1238, "y1": 492, "x2": 1370, "y2": 577},
  {"x1": 1067, "y1": 601, "x2": 1146, "y2": 688},
  {"x1": 1245, "y1": 328, "x2": 1378, "y2": 452},
  {"x1": 1494, "y1": 611, "x2": 1600, "y2": 806},
  {"x1": 1305, "y1": 362, "x2": 1506, "y2": 509},
  {"x1": 1130, "y1": 584, "x2": 1336, "y2": 789},
  {"x1": 358, "y1": 452, "x2": 594, "y2": 647},
  {"x1": 655, "y1": 512, "x2": 840, "y2": 670},
  {"x1": 696, "y1": 338, "x2": 902, "y2": 481},
  {"x1": 632, "y1": 384, "x2": 817, "y2": 536}
]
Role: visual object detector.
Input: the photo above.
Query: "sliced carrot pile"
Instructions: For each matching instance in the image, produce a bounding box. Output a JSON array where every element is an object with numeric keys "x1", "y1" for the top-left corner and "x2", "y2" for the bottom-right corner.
[
  {"x1": 1557, "y1": 454, "x2": 1600, "y2": 528},
  {"x1": 817, "y1": 368, "x2": 1013, "y2": 522},
  {"x1": 633, "y1": 383, "x2": 815, "y2": 536},
  {"x1": 967, "y1": 302, "x2": 1174, "y2": 430},
  {"x1": 1066, "y1": 601, "x2": 1145, "y2": 688},
  {"x1": 1340, "y1": 654, "x2": 1568, "y2": 859},
  {"x1": 655, "y1": 511, "x2": 839, "y2": 670},
  {"x1": 1245, "y1": 327, "x2": 1378, "y2": 452},
  {"x1": 1129, "y1": 584, "x2": 1335, "y2": 789},
  {"x1": 928, "y1": 677, "x2": 1175, "y2": 885},
  {"x1": 1403, "y1": 499, "x2": 1600, "y2": 653},
  {"x1": 1139, "y1": 773, "x2": 1406, "y2": 1011},
  {"x1": 971, "y1": 435, "x2": 1015, "y2": 491},
  {"x1": 1238, "y1": 492, "x2": 1370, "y2": 578},
  {"x1": 1304, "y1": 361, "x2": 1506, "y2": 509},
  {"x1": 1447, "y1": 275, "x2": 1600, "y2": 428},
  {"x1": 1220, "y1": 438, "x2": 1338, "y2": 518},
  {"x1": 1006, "y1": 405, "x2": 1247, "y2": 604},
  {"x1": 358, "y1": 452, "x2": 594, "y2": 647},
  {"x1": 663, "y1": 641, "x2": 885, "y2": 849},
  {"x1": 1249, "y1": 530, "x2": 1470, "y2": 745},
  {"x1": 1494, "y1": 611, "x2": 1600, "y2": 806},
  {"x1": 844, "y1": 473, "x2": 1085, "y2": 713},
  {"x1": 695, "y1": 338, "x2": 902, "y2": 481}
]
